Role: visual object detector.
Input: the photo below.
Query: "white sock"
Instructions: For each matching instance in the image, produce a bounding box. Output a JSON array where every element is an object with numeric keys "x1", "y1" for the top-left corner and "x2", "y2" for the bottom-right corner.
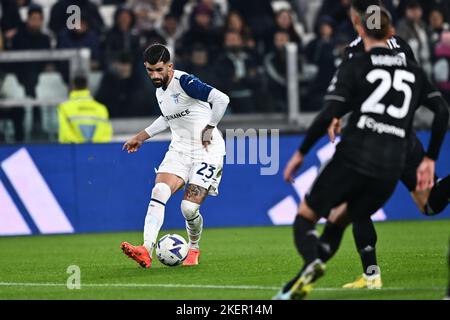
[
  {"x1": 181, "y1": 200, "x2": 203, "y2": 249},
  {"x1": 186, "y1": 213, "x2": 203, "y2": 249},
  {"x1": 143, "y1": 183, "x2": 171, "y2": 255}
]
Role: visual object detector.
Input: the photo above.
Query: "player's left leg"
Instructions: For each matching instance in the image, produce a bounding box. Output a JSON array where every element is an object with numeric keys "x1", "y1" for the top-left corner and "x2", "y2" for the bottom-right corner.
[
  {"x1": 274, "y1": 201, "x2": 325, "y2": 300},
  {"x1": 181, "y1": 183, "x2": 208, "y2": 266},
  {"x1": 275, "y1": 157, "x2": 354, "y2": 300},
  {"x1": 408, "y1": 173, "x2": 450, "y2": 215},
  {"x1": 421, "y1": 174, "x2": 450, "y2": 215},
  {"x1": 400, "y1": 134, "x2": 449, "y2": 215},
  {"x1": 446, "y1": 238, "x2": 450, "y2": 300}
]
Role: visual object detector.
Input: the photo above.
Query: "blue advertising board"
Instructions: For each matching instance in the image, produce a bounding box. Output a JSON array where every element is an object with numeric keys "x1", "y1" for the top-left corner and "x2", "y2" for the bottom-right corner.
[{"x1": 0, "y1": 131, "x2": 448, "y2": 236}]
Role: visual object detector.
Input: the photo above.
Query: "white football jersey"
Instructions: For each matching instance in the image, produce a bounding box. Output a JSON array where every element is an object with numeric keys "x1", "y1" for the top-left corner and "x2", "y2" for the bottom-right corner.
[{"x1": 155, "y1": 70, "x2": 225, "y2": 161}]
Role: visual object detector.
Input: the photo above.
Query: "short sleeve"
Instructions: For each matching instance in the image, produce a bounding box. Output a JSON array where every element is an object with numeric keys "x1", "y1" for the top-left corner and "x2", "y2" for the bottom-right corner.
[
  {"x1": 179, "y1": 74, "x2": 214, "y2": 102},
  {"x1": 324, "y1": 60, "x2": 356, "y2": 117}
]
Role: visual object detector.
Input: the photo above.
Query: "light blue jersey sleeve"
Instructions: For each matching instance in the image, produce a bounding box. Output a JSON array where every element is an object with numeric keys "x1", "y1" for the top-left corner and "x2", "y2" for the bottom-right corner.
[{"x1": 179, "y1": 74, "x2": 214, "y2": 102}]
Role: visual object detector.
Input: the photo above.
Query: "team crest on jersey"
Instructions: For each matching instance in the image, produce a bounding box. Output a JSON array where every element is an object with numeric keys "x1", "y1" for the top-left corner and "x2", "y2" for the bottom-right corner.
[{"x1": 171, "y1": 93, "x2": 181, "y2": 104}]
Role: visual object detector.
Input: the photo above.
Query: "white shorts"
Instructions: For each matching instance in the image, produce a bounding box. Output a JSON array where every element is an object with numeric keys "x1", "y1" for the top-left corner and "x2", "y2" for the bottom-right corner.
[{"x1": 157, "y1": 149, "x2": 224, "y2": 196}]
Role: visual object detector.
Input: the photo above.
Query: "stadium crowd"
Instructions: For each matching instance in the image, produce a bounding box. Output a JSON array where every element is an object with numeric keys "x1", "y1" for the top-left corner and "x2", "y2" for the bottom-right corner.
[{"x1": 0, "y1": 0, "x2": 450, "y2": 136}]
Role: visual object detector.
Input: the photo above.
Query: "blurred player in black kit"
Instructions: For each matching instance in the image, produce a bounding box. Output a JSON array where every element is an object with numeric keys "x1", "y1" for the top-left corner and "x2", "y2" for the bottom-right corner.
[
  {"x1": 283, "y1": 0, "x2": 450, "y2": 290},
  {"x1": 275, "y1": 6, "x2": 449, "y2": 300}
]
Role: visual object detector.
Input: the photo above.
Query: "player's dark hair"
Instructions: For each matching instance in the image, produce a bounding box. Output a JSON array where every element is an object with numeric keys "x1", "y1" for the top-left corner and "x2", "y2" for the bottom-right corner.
[
  {"x1": 362, "y1": 6, "x2": 392, "y2": 40},
  {"x1": 143, "y1": 44, "x2": 171, "y2": 65},
  {"x1": 351, "y1": 0, "x2": 382, "y2": 14},
  {"x1": 72, "y1": 74, "x2": 88, "y2": 90}
]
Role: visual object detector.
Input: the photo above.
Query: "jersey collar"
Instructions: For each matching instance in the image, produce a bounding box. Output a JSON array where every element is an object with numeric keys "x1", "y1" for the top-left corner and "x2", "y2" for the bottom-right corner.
[
  {"x1": 369, "y1": 46, "x2": 392, "y2": 55},
  {"x1": 69, "y1": 89, "x2": 92, "y2": 99},
  {"x1": 162, "y1": 70, "x2": 175, "y2": 91}
]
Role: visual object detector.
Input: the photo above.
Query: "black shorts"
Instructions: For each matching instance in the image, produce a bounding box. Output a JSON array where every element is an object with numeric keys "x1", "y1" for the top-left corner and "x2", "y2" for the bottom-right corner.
[
  {"x1": 400, "y1": 134, "x2": 425, "y2": 192},
  {"x1": 305, "y1": 156, "x2": 398, "y2": 221}
]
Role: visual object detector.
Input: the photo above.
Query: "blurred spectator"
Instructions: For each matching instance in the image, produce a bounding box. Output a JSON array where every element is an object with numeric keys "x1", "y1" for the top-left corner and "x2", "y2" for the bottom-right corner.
[
  {"x1": 332, "y1": 33, "x2": 351, "y2": 66},
  {"x1": 214, "y1": 31, "x2": 260, "y2": 113},
  {"x1": 228, "y1": 0, "x2": 274, "y2": 40},
  {"x1": 334, "y1": 3, "x2": 357, "y2": 40},
  {"x1": 396, "y1": 0, "x2": 433, "y2": 75},
  {"x1": 381, "y1": 0, "x2": 399, "y2": 25},
  {"x1": 168, "y1": 0, "x2": 188, "y2": 20},
  {"x1": 318, "y1": 0, "x2": 397, "y2": 27},
  {"x1": 58, "y1": 74, "x2": 112, "y2": 143},
  {"x1": 103, "y1": 0, "x2": 127, "y2": 4},
  {"x1": 131, "y1": 0, "x2": 171, "y2": 33},
  {"x1": 14, "y1": 5, "x2": 44, "y2": 46},
  {"x1": 181, "y1": 3, "x2": 221, "y2": 59},
  {"x1": 303, "y1": 16, "x2": 337, "y2": 111},
  {"x1": 225, "y1": 11, "x2": 256, "y2": 50},
  {"x1": 288, "y1": 0, "x2": 310, "y2": 33},
  {"x1": 57, "y1": 16, "x2": 101, "y2": 70},
  {"x1": 140, "y1": 28, "x2": 166, "y2": 50},
  {"x1": 0, "y1": 0, "x2": 22, "y2": 48},
  {"x1": 263, "y1": 31, "x2": 291, "y2": 112},
  {"x1": 316, "y1": 0, "x2": 350, "y2": 29},
  {"x1": 433, "y1": 31, "x2": 450, "y2": 103},
  {"x1": 268, "y1": 9, "x2": 302, "y2": 51},
  {"x1": 175, "y1": 0, "x2": 228, "y2": 34},
  {"x1": 103, "y1": 6, "x2": 140, "y2": 69},
  {"x1": 15, "y1": 0, "x2": 31, "y2": 8},
  {"x1": 96, "y1": 52, "x2": 156, "y2": 117},
  {"x1": 144, "y1": 13, "x2": 183, "y2": 61},
  {"x1": 10, "y1": 5, "x2": 52, "y2": 96},
  {"x1": 49, "y1": 0, "x2": 104, "y2": 36},
  {"x1": 397, "y1": 0, "x2": 450, "y2": 24},
  {"x1": 429, "y1": 8, "x2": 450, "y2": 47},
  {"x1": 194, "y1": 0, "x2": 226, "y2": 29},
  {"x1": 184, "y1": 44, "x2": 218, "y2": 87}
]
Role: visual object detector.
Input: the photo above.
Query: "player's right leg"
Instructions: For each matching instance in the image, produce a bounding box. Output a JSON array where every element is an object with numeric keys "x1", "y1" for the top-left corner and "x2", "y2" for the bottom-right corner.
[
  {"x1": 342, "y1": 218, "x2": 382, "y2": 289},
  {"x1": 343, "y1": 177, "x2": 398, "y2": 289},
  {"x1": 121, "y1": 172, "x2": 184, "y2": 268}
]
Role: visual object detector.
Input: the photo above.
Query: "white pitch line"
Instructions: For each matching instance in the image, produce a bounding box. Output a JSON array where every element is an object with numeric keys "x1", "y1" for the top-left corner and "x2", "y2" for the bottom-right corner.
[
  {"x1": 0, "y1": 282, "x2": 445, "y2": 292},
  {"x1": 0, "y1": 282, "x2": 278, "y2": 290}
]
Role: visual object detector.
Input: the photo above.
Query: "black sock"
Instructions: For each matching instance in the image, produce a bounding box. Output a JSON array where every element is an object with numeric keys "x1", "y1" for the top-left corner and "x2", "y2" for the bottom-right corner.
[
  {"x1": 318, "y1": 222, "x2": 346, "y2": 262},
  {"x1": 282, "y1": 215, "x2": 317, "y2": 294},
  {"x1": 425, "y1": 175, "x2": 450, "y2": 215},
  {"x1": 282, "y1": 216, "x2": 319, "y2": 294},
  {"x1": 294, "y1": 215, "x2": 319, "y2": 265},
  {"x1": 282, "y1": 269, "x2": 303, "y2": 293},
  {"x1": 352, "y1": 219, "x2": 378, "y2": 275}
]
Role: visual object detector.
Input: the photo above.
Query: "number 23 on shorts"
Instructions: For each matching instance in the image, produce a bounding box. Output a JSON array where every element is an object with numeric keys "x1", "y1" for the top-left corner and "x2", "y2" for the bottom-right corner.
[{"x1": 196, "y1": 162, "x2": 217, "y2": 179}]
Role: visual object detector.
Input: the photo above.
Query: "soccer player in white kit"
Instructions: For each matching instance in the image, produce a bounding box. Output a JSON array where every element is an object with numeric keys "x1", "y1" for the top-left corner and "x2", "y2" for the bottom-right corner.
[{"x1": 120, "y1": 44, "x2": 229, "y2": 268}]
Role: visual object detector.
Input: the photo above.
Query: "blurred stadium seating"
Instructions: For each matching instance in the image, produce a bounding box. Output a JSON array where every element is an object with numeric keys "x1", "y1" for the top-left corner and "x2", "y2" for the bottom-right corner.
[{"x1": 0, "y1": 0, "x2": 449, "y2": 143}]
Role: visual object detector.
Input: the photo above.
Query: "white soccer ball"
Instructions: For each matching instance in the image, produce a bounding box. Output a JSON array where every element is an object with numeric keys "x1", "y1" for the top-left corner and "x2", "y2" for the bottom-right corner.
[{"x1": 156, "y1": 234, "x2": 189, "y2": 266}]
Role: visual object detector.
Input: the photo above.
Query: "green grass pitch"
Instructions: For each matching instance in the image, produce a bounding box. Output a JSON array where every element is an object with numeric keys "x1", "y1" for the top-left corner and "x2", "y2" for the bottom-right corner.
[{"x1": 0, "y1": 220, "x2": 448, "y2": 300}]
